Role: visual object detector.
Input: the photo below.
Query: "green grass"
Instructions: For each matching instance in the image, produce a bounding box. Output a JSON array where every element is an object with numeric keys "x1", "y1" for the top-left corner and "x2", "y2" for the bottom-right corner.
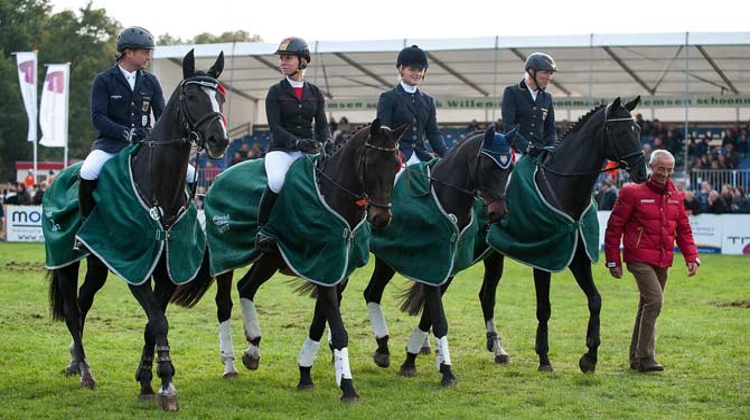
[{"x1": 1, "y1": 242, "x2": 748, "y2": 419}]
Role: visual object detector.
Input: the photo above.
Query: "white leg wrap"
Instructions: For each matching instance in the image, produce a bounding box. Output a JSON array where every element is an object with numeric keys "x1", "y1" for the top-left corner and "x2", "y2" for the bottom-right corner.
[
  {"x1": 406, "y1": 328, "x2": 429, "y2": 354},
  {"x1": 240, "y1": 298, "x2": 261, "y2": 340},
  {"x1": 486, "y1": 319, "x2": 498, "y2": 335},
  {"x1": 298, "y1": 337, "x2": 320, "y2": 368},
  {"x1": 422, "y1": 334, "x2": 431, "y2": 349},
  {"x1": 219, "y1": 320, "x2": 235, "y2": 363},
  {"x1": 327, "y1": 328, "x2": 333, "y2": 346},
  {"x1": 435, "y1": 336, "x2": 452, "y2": 370},
  {"x1": 334, "y1": 347, "x2": 353, "y2": 387},
  {"x1": 367, "y1": 302, "x2": 389, "y2": 339}
]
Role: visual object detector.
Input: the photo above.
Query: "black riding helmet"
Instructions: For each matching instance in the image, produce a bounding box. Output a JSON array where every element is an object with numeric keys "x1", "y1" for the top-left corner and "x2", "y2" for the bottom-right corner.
[
  {"x1": 275, "y1": 37, "x2": 311, "y2": 70},
  {"x1": 525, "y1": 52, "x2": 558, "y2": 73},
  {"x1": 396, "y1": 45, "x2": 429, "y2": 69},
  {"x1": 116, "y1": 26, "x2": 155, "y2": 53}
]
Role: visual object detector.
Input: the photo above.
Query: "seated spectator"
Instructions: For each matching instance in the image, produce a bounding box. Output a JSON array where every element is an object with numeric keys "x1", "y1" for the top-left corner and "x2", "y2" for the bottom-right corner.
[
  {"x1": 494, "y1": 118, "x2": 503, "y2": 132},
  {"x1": 730, "y1": 187, "x2": 749, "y2": 213},
  {"x1": 683, "y1": 191, "x2": 702, "y2": 216},
  {"x1": 32, "y1": 182, "x2": 47, "y2": 205},
  {"x1": 651, "y1": 119, "x2": 667, "y2": 139},
  {"x1": 694, "y1": 136, "x2": 710, "y2": 158},
  {"x1": 653, "y1": 136, "x2": 667, "y2": 150},
  {"x1": 230, "y1": 152, "x2": 244, "y2": 167},
  {"x1": 696, "y1": 181, "x2": 712, "y2": 211},
  {"x1": 14, "y1": 183, "x2": 31, "y2": 205},
  {"x1": 465, "y1": 119, "x2": 481, "y2": 133},
  {"x1": 595, "y1": 180, "x2": 618, "y2": 210},
  {"x1": 707, "y1": 190, "x2": 728, "y2": 214},
  {"x1": 736, "y1": 131, "x2": 748, "y2": 155},
  {"x1": 723, "y1": 143, "x2": 740, "y2": 169},
  {"x1": 720, "y1": 184, "x2": 733, "y2": 205},
  {"x1": 722, "y1": 127, "x2": 737, "y2": 148}
]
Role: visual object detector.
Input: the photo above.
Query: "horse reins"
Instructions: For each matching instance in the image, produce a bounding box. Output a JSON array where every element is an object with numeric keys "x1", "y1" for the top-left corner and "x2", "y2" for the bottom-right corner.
[{"x1": 315, "y1": 139, "x2": 399, "y2": 210}]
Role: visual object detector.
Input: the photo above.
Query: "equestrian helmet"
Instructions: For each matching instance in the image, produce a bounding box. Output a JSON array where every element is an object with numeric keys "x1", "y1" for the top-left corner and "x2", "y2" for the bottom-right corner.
[
  {"x1": 396, "y1": 45, "x2": 429, "y2": 69},
  {"x1": 525, "y1": 52, "x2": 559, "y2": 72},
  {"x1": 116, "y1": 26, "x2": 155, "y2": 52},
  {"x1": 275, "y1": 37, "x2": 311, "y2": 64}
]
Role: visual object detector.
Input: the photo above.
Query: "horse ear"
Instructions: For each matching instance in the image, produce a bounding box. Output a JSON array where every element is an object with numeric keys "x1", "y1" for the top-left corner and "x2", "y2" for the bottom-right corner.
[
  {"x1": 393, "y1": 122, "x2": 409, "y2": 141},
  {"x1": 208, "y1": 51, "x2": 224, "y2": 79},
  {"x1": 624, "y1": 95, "x2": 640, "y2": 111},
  {"x1": 502, "y1": 125, "x2": 519, "y2": 145},
  {"x1": 370, "y1": 118, "x2": 381, "y2": 137},
  {"x1": 182, "y1": 49, "x2": 195, "y2": 79},
  {"x1": 483, "y1": 125, "x2": 496, "y2": 145},
  {"x1": 611, "y1": 97, "x2": 622, "y2": 111}
]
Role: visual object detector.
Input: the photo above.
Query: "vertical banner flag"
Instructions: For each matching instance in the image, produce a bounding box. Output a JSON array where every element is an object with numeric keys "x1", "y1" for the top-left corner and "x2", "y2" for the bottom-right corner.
[
  {"x1": 15, "y1": 52, "x2": 38, "y2": 142},
  {"x1": 39, "y1": 64, "x2": 70, "y2": 148}
]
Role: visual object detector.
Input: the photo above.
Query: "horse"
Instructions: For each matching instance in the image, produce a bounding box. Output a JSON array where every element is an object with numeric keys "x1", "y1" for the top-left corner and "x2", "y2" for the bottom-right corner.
[
  {"x1": 171, "y1": 120, "x2": 406, "y2": 402},
  {"x1": 44, "y1": 49, "x2": 228, "y2": 411},
  {"x1": 481, "y1": 96, "x2": 648, "y2": 373},
  {"x1": 359, "y1": 127, "x2": 516, "y2": 387}
]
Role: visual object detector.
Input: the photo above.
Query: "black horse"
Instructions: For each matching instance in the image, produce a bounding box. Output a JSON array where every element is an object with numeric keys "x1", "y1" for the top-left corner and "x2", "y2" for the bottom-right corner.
[
  {"x1": 172, "y1": 120, "x2": 406, "y2": 402},
  {"x1": 481, "y1": 96, "x2": 648, "y2": 373},
  {"x1": 45, "y1": 50, "x2": 228, "y2": 410},
  {"x1": 360, "y1": 127, "x2": 515, "y2": 386}
]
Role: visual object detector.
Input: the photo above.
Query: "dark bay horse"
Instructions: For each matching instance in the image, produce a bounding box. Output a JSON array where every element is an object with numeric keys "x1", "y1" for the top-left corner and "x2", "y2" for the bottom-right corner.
[
  {"x1": 172, "y1": 120, "x2": 405, "y2": 402},
  {"x1": 360, "y1": 127, "x2": 515, "y2": 386},
  {"x1": 45, "y1": 50, "x2": 228, "y2": 410},
  {"x1": 482, "y1": 96, "x2": 648, "y2": 373}
]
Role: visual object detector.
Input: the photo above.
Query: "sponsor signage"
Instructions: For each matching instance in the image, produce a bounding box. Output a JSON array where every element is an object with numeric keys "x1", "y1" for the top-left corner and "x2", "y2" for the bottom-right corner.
[{"x1": 4, "y1": 205, "x2": 44, "y2": 242}]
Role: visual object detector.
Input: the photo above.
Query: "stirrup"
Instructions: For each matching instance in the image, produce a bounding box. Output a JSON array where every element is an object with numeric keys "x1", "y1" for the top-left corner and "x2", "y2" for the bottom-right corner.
[{"x1": 73, "y1": 239, "x2": 88, "y2": 252}]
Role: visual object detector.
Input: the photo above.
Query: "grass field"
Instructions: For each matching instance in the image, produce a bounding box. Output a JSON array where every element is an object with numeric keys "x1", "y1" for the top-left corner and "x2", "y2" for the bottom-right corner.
[{"x1": 1, "y1": 242, "x2": 748, "y2": 419}]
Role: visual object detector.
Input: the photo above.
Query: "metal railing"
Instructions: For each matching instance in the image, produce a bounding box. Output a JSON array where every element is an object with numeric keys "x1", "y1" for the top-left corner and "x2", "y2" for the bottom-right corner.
[{"x1": 689, "y1": 169, "x2": 750, "y2": 192}]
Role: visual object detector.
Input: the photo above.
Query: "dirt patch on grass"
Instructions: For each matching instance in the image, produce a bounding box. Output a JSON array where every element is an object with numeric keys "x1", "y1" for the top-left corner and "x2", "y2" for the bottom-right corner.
[
  {"x1": 3, "y1": 261, "x2": 46, "y2": 272},
  {"x1": 712, "y1": 301, "x2": 750, "y2": 308}
]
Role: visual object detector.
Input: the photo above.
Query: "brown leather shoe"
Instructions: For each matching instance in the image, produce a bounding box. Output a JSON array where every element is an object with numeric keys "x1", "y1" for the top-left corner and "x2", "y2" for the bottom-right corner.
[{"x1": 637, "y1": 358, "x2": 664, "y2": 372}]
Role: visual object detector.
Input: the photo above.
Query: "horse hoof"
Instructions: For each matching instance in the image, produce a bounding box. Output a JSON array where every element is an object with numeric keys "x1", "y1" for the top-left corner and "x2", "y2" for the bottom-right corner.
[
  {"x1": 139, "y1": 393, "x2": 157, "y2": 404},
  {"x1": 579, "y1": 355, "x2": 597, "y2": 373},
  {"x1": 242, "y1": 353, "x2": 260, "y2": 371},
  {"x1": 419, "y1": 346, "x2": 432, "y2": 355},
  {"x1": 157, "y1": 393, "x2": 179, "y2": 411},
  {"x1": 80, "y1": 375, "x2": 96, "y2": 389},
  {"x1": 399, "y1": 364, "x2": 416, "y2": 377},
  {"x1": 64, "y1": 362, "x2": 78, "y2": 377},
  {"x1": 373, "y1": 351, "x2": 390, "y2": 368},
  {"x1": 538, "y1": 364, "x2": 554, "y2": 372},
  {"x1": 340, "y1": 394, "x2": 361, "y2": 404},
  {"x1": 223, "y1": 371, "x2": 239, "y2": 379},
  {"x1": 297, "y1": 382, "x2": 315, "y2": 391},
  {"x1": 441, "y1": 375, "x2": 458, "y2": 387},
  {"x1": 495, "y1": 354, "x2": 510, "y2": 364}
]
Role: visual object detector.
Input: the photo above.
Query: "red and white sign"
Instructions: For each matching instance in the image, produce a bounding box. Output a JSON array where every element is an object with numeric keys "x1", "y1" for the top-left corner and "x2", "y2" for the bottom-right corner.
[
  {"x1": 15, "y1": 52, "x2": 38, "y2": 143},
  {"x1": 39, "y1": 64, "x2": 70, "y2": 148}
]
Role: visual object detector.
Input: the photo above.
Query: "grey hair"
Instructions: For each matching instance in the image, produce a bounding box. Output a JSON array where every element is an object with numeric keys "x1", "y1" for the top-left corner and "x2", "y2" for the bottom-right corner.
[{"x1": 649, "y1": 149, "x2": 674, "y2": 165}]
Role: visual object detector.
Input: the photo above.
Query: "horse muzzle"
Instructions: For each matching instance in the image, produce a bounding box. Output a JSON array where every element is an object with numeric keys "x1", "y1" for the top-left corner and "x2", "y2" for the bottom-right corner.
[
  {"x1": 368, "y1": 207, "x2": 392, "y2": 230},
  {"x1": 486, "y1": 199, "x2": 507, "y2": 224}
]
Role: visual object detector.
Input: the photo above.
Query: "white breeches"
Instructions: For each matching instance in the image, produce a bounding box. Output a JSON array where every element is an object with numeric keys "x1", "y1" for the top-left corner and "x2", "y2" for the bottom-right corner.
[
  {"x1": 265, "y1": 150, "x2": 304, "y2": 193},
  {"x1": 395, "y1": 151, "x2": 423, "y2": 181},
  {"x1": 79, "y1": 149, "x2": 196, "y2": 181}
]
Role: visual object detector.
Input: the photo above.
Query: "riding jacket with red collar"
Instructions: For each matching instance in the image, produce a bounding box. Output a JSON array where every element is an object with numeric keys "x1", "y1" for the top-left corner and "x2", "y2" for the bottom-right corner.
[
  {"x1": 605, "y1": 177, "x2": 699, "y2": 269},
  {"x1": 265, "y1": 78, "x2": 331, "y2": 153}
]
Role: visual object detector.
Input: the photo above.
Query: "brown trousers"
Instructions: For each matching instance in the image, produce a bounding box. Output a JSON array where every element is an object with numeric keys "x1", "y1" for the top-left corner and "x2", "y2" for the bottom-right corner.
[{"x1": 626, "y1": 262, "x2": 669, "y2": 363}]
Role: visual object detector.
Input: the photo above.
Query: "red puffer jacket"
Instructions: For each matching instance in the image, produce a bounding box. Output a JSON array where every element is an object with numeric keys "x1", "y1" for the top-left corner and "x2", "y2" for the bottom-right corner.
[{"x1": 605, "y1": 178, "x2": 699, "y2": 268}]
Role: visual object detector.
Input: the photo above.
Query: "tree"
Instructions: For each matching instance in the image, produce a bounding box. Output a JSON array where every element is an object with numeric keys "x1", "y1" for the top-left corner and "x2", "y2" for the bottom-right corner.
[{"x1": 191, "y1": 30, "x2": 262, "y2": 44}]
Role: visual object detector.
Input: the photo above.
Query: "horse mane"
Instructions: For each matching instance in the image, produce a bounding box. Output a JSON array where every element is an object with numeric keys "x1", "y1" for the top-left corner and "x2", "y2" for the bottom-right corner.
[
  {"x1": 553, "y1": 104, "x2": 607, "y2": 148},
  {"x1": 329, "y1": 123, "x2": 370, "y2": 155}
]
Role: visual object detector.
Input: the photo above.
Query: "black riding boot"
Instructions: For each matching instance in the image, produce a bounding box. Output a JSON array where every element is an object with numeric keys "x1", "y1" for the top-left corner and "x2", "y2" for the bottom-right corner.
[
  {"x1": 74, "y1": 177, "x2": 98, "y2": 250},
  {"x1": 255, "y1": 186, "x2": 279, "y2": 252}
]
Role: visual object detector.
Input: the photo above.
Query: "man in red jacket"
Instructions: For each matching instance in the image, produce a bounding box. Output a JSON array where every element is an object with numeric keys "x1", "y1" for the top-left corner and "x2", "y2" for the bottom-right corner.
[{"x1": 605, "y1": 150, "x2": 700, "y2": 372}]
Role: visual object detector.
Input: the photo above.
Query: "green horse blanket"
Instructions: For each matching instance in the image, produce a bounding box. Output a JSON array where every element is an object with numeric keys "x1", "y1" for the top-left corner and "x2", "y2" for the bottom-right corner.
[
  {"x1": 43, "y1": 144, "x2": 206, "y2": 285},
  {"x1": 370, "y1": 161, "x2": 490, "y2": 286},
  {"x1": 487, "y1": 155, "x2": 599, "y2": 272},
  {"x1": 205, "y1": 155, "x2": 370, "y2": 286}
]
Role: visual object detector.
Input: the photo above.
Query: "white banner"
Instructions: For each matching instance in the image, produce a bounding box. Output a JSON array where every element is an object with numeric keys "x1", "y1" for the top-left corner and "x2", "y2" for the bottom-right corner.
[
  {"x1": 39, "y1": 64, "x2": 70, "y2": 148},
  {"x1": 4, "y1": 205, "x2": 45, "y2": 243},
  {"x1": 14, "y1": 52, "x2": 38, "y2": 143}
]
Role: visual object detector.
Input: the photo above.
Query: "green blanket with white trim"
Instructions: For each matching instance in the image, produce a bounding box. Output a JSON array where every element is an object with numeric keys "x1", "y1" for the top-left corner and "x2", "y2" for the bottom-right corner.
[
  {"x1": 487, "y1": 155, "x2": 599, "y2": 272},
  {"x1": 205, "y1": 155, "x2": 370, "y2": 285},
  {"x1": 43, "y1": 144, "x2": 206, "y2": 285},
  {"x1": 370, "y1": 161, "x2": 489, "y2": 286}
]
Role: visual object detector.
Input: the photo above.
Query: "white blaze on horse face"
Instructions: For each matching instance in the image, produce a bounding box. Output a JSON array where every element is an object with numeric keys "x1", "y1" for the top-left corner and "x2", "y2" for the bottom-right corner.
[{"x1": 201, "y1": 86, "x2": 228, "y2": 136}]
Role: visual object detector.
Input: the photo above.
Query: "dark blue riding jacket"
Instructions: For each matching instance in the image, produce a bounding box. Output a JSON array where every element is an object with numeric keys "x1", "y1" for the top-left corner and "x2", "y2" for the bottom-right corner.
[
  {"x1": 377, "y1": 84, "x2": 448, "y2": 161},
  {"x1": 501, "y1": 79, "x2": 556, "y2": 153},
  {"x1": 90, "y1": 64, "x2": 165, "y2": 153}
]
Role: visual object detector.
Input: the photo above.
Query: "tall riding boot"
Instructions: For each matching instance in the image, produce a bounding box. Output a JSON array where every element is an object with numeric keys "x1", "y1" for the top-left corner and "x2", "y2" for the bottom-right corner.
[
  {"x1": 255, "y1": 186, "x2": 279, "y2": 252},
  {"x1": 75, "y1": 177, "x2": 98, "y2": 250}
]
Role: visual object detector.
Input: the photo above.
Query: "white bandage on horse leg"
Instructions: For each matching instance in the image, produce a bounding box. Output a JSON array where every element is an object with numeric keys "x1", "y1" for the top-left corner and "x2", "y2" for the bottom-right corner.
[
  {"x1": 406, "y1": 328, "x2": 429, "y2": 354},
  {"x1": 367, "y1": 302, "x2": 390, "y2": 339},
  {"x1": 486, "y1": 318, "x2": 498, "y2": 335},
  {"x1": 327, "y1": 328, "x2": 332, "y2": 346},
  {"x1": 435, "y1": 336, "x2": 452, "y2": 370},
  {"x1": 334, "y1": 347, "x2": 353, "y2": 387},
  {"x1": 240, "y1": 298, "x2": 261, "y2": 340},
  {"x1": 219, "y1": 320, "x2": 235, "y2": 363},
  {"x1": 298, "y1": 337, "x2": 321, "y2": 368}
]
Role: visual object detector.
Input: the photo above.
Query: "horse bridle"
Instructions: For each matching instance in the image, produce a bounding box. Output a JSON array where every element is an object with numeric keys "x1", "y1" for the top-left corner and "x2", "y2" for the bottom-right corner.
[
  {"x1": 538, "y1": 104, "x2": 644, "y2": 177},
  {"x1": 315, "y1": 135, "x2": 399, "y2": 210}
]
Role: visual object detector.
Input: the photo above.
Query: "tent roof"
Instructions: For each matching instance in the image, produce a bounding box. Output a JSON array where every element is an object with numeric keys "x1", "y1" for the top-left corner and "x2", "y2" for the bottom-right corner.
[{"x1": 151, "y1": 32, "x2": 750, "y2": 126}]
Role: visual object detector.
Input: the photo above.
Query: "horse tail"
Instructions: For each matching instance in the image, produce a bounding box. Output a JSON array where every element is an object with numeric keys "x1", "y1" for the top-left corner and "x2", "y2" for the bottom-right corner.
[
  {"x1": 288, "y1": 277, "x2": 318, "y2": 298},
  {"x1": 398, "y1": 281, "x2": 425, "y2": 316},
  {"x1": 48, "y1": 270, "x2": 66, "y2": 322},
  {"x1": 170, "y1": 252, "x2": 215, "y2": 308}
]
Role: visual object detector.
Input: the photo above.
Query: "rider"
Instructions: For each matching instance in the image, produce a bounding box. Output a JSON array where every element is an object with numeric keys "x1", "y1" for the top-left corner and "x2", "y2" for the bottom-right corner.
[
  {"x1": 377, "y1": 45, "x2": 448, "y2": 169},
  {"x1": 256, "y1": 36, "x2": 331, "y2": 250},
  {"x1": 501, "y1": 52, "x2": 558, "y2": 156},
  {"x1": 80, "y1": 26, "x2": 186, "y2": 221}
]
